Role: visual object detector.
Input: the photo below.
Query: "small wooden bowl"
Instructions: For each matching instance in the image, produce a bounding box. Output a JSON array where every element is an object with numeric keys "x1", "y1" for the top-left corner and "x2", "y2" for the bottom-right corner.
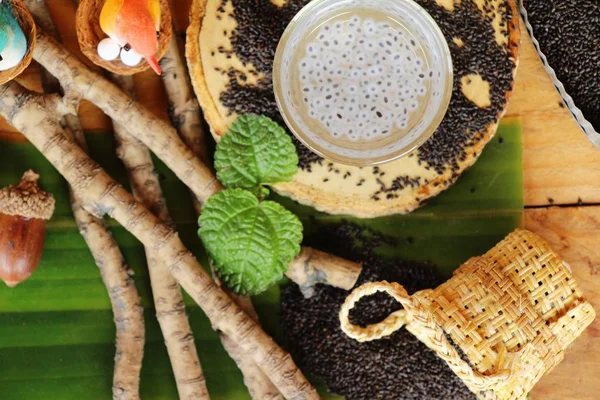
[
  {"x1": 0, "y1": 0, "x2": 36, "y2": 85},
  {"x1": 75, "y1": 0, "x2": 172, "y2": 75}
]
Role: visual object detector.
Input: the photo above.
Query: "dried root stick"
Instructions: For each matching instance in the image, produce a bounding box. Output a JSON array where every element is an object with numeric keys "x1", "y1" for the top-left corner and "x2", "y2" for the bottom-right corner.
[
  {"x1": 287, "y1": 247, "x2": 362, "y2": 298},
  {"x1": 219, "y1": 297, "x2": 283, "y2": 400},
  {"x1": 159, "y1": 24, "x2": 359, "y2": 394},
  {"x1": 211, "y1": 267, "x2": 284, "y2": 400},
  {"x1": 0, "y1": 82, "x2": 319, "y2": 400},
  {"x1": 32, "y1": 25, "x2": 355, "y2": 394},
  {"x1": 68, "y1": 145, "x2": 145, "y2": 400},
  {"x1": 34, "y1": 30, "x2": 359, "y2": 290},
  {"x1": 160, "y1": 35, "x2": 209, "y2": 166},
  {"x1": 110, "y1": 74, "x2": 210, "y2": 400},
  {"x1": 156, "y1": 25, "x2": 283, "y2": 400},
  {"x1": 23, "y1": 0, "x2": 60, "y2": 92},
  {"x1": 58, "y1": 98, "x2": 145, "y2": 400},
  {"x1": 24, "y1": 3, "x2": 145, "y2": 398},
  {"x1": 155, "y1": 29, "x2": 362, "y2": 296},
  {"x1": 33, "y1": 31, "x2": 222, "y2": 204}
]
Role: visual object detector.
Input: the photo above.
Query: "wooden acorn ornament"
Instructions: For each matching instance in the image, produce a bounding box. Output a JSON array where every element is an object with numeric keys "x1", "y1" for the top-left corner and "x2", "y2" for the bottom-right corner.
[
  {"x1": 0, "y1": 171, "x2": 55, "y2": 287},
  {"x1": 0, "y1": 0, "x2": 35, "y2": 84},
  {"x1": 76, "y1": 0, "x2": 172, "y2": 75}
]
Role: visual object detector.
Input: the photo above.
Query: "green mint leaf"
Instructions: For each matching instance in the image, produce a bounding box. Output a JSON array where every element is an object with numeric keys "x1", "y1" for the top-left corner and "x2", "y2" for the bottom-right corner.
[
  {"x1": 214, "y1": 114, "x2": 299, "y2": 192},
  {"x1": 198, "y1": 189, "x2": 303, "y2": 296}
]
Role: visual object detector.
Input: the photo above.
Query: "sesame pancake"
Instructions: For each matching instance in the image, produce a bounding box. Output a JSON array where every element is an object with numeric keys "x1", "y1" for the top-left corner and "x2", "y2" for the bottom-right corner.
[{"x1": 187, "y1": 0, "x2": 520, "y2": 218}]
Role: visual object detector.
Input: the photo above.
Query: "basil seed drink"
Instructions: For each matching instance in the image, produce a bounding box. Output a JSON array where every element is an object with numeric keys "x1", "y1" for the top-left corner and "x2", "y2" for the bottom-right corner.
[{"x1": 274, "y1": 0, "x2": 453, "y2": 166}]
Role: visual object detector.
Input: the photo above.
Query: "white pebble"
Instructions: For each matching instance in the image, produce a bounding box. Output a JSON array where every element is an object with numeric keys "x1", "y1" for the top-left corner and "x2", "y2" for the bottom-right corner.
[
  {"x1": 97, "y1": 38, "x2": 121, "y2": 61},
  {"x1": 120, "y1": 47, "x2": 143, "y2": 66}
]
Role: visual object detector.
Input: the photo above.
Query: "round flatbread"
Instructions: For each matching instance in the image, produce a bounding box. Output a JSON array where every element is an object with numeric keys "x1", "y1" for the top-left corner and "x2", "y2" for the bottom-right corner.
[{"x1": 187, "y1": 0, "x2": 520, "y2": 218}]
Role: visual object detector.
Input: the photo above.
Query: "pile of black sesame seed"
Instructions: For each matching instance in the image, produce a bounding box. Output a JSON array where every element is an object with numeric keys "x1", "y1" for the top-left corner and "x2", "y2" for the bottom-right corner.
[
  {"x1": 219, "y1": 0, "x2": 516, "y2": 174},
  {"x1": 281, "y1": 222, "x2": 476, "y2": 400},
  {"x1": 523, "y1": 0, "x2": 600, "y2": 130}
]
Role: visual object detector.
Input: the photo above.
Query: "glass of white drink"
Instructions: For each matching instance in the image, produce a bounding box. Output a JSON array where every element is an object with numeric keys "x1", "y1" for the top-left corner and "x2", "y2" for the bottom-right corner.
[{"x1": 273, "y1": 0, "x2": 453, "y2": 167}]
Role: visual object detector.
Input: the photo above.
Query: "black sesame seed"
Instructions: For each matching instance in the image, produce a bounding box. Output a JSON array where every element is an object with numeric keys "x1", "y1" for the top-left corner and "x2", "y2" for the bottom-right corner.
[
  {"x1": 524, "y1": 0, "x2": 600, "y2": 129},
  {"x1": 281, "y1": 222, "x2": 475, "y2": 400}
]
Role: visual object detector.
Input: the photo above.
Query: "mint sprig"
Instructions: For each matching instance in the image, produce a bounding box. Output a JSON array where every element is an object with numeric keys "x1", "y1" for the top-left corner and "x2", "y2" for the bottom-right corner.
[
  {"x1": 199, "y1": 189, "x2": 302, "y2": 296},
  {"x1": 214, "y1": 114, "x2": 298, "y2": 196},
  {"x1": 199, "y1": 114, "x2": 303, "y2": 296}
]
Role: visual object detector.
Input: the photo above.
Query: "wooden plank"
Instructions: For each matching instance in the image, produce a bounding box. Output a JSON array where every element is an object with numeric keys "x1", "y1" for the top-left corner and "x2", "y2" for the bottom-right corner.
[
  {"x1": 525, "y1": 207, "x2": 600, "y2": 400},
  {"x1": 506, "y1": 21, "x2": 600, "y2": 207}
]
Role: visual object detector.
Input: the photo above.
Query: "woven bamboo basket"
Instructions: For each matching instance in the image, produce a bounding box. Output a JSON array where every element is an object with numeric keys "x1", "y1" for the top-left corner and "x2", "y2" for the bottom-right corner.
[
  {"x1": 0, "y1": 0, "x2": 35, "y2": 85},
  {"x1": 340, "y1": 229, "x2": 595, "y2": 400},
  {"x1": 75, "y1": 0, "x2": 172, "y2": 75}
]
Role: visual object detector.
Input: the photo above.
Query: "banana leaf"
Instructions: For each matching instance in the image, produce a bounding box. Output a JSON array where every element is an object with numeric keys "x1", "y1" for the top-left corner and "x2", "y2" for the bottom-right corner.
[{"x1": 0, "y1": 120, "x2": 522, "y2": 399}]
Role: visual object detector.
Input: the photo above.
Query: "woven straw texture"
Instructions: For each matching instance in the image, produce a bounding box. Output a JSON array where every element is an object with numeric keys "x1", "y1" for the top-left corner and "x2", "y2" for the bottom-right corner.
[
  {"x1": 340, "y1": 229, "x2": 595, "y2": 400},
  {"x1": 75, "y1": 0, "x2": 172, "y2": 75},
  {"x1": 0, "y1": 0, "x2": 35, "y2": 84}
]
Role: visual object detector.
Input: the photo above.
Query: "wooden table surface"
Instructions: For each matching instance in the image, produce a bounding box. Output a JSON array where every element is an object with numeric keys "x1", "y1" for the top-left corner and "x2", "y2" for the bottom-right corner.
[
  {"x1": 506, "y1": 22, "x2": 600, "y2": 400},
  {"x1": 1, "y1": 1, "x2": 598, "y2": 398}
]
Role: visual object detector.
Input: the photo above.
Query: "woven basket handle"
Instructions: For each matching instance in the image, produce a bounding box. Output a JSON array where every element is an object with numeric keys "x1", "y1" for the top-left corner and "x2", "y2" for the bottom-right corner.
[
  {"x1": 339, "y1": 281, "x2": 511, "y2": 392},
  {"x1": 339, "y1": 281, "x2": 412, "y2": 342}
]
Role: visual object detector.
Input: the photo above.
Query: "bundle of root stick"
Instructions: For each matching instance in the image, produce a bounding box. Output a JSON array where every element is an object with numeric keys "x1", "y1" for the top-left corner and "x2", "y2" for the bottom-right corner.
[{"x1": 8, "y1": 1, "x2": 363, "y2": 399}]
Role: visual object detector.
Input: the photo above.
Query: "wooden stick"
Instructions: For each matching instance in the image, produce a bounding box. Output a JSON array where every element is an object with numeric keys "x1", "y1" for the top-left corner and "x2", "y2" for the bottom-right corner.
[
  {"x1": 110, "y1": 74, "x2": 210, "y2": 400},
  {"x1": 25, "y1": 3, "x2": 145, "y2": 398},
  {"x1": 0, "y1": 81, "x2": 319, "y2": 400}
]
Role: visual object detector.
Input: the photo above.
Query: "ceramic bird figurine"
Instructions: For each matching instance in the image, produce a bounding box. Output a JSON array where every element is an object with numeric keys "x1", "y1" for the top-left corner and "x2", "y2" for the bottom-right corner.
[
  {"x1": 0, "y1": 0, "x2": 27, "y2": 72},
  {"x1": 99, "y1": 0, "x2": 162, "y2": 74}
]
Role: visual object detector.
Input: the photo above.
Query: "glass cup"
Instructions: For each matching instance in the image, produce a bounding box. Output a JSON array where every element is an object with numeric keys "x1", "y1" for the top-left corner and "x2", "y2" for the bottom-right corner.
[{"x1": 273, "y1": 0, "x2": 453, "y2": 166}]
